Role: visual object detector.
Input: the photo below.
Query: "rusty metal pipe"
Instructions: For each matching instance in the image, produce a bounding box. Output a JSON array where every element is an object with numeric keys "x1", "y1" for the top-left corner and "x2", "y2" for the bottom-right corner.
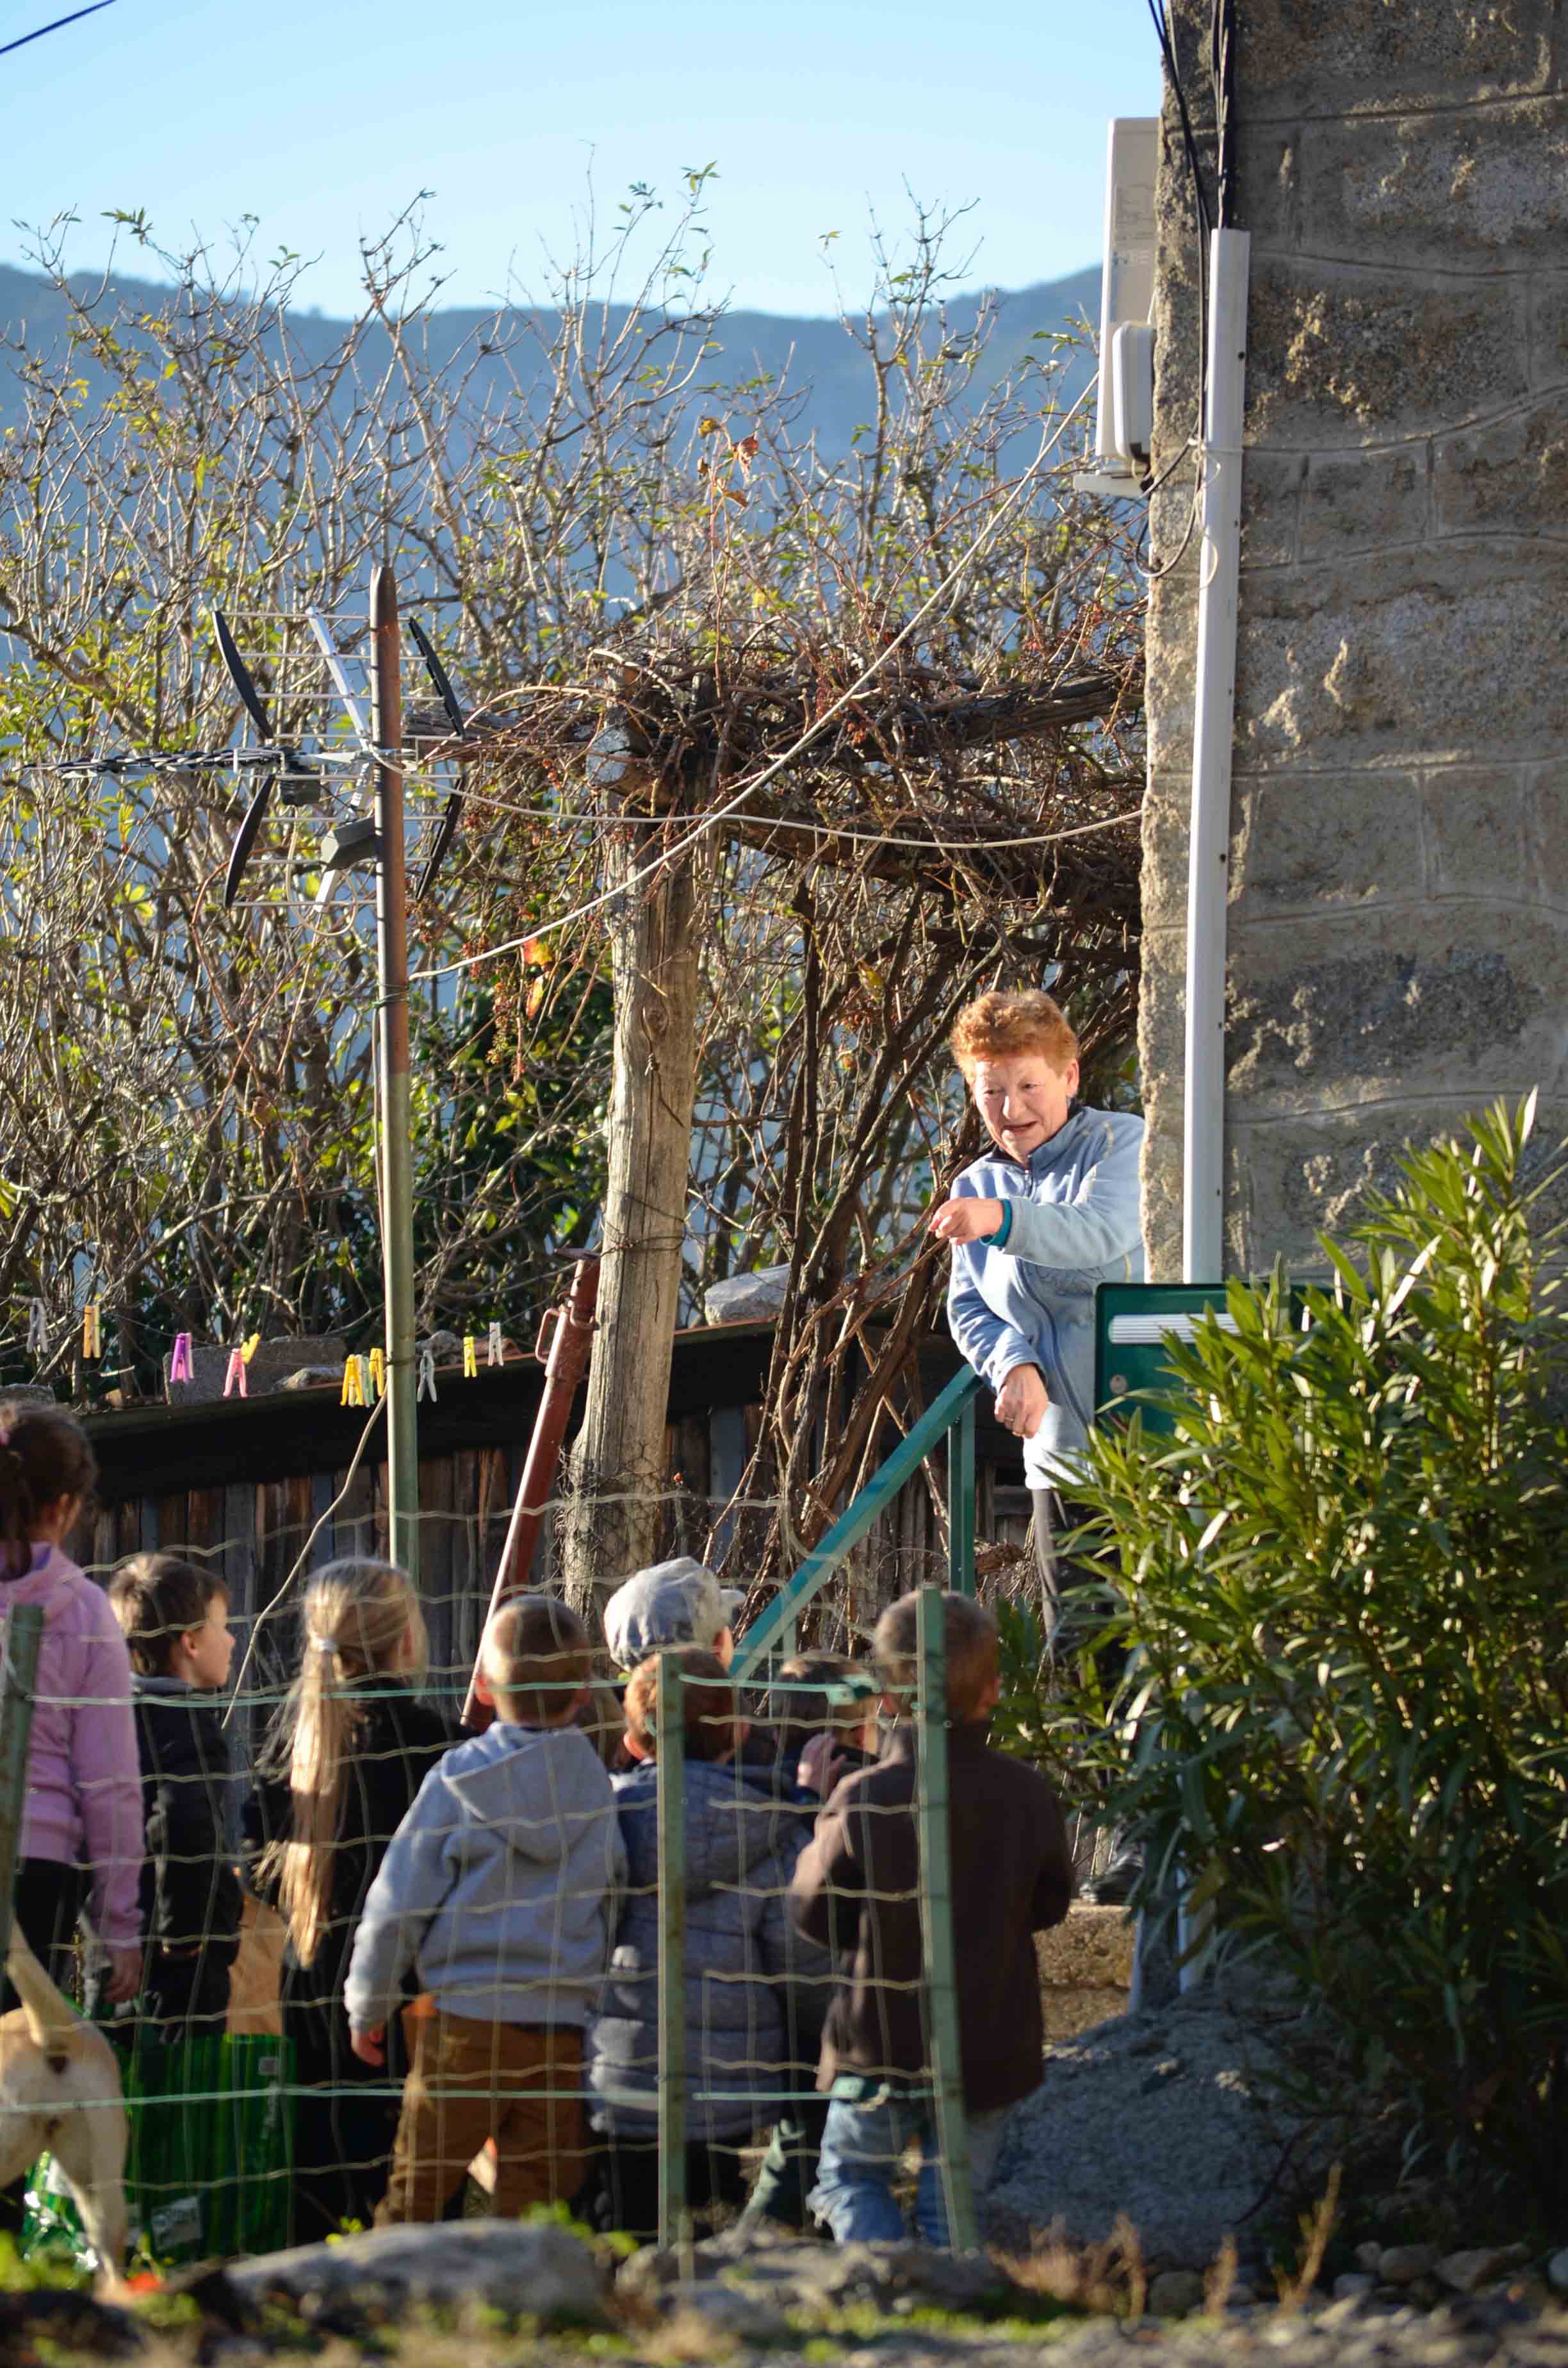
[{"x1": 461, "y1": 1255, "x2": 600, "y2": 1730}]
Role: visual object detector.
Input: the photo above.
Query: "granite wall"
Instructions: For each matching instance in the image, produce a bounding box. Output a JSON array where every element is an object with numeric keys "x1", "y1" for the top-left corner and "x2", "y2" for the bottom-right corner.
[{"x1": 1139, "y1": 1, "x2": 1568, "y2": 1275}]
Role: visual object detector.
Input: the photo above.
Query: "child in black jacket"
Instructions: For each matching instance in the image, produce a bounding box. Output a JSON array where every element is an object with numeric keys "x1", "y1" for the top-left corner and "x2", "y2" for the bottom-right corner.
[{"x1": 107, "y1": 1553, "x2": 243, "y2": 2032}]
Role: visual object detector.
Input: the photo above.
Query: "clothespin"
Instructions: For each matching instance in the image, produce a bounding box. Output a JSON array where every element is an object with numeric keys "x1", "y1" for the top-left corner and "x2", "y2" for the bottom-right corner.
[
  {"x1": 223, "y1": 1346, "x2": 247, "y2": 1399},
  {"x1": 462, "y1": 1335, "x2": 478, "y2": 1378},
  {"x1": 341, "y1": 1356, "x2": 366, "y2": 1408},
  {"x1": 26, "y1": 1299, "x2": 46, "y2": 1358},
  {"x1": 367, "y1": 1346, "x2": 386, "y2": 1399},
  {"x1": 82, "y1": 1301, "x2": 102, "y2": 1359},
  {"x1": 417, "y1": 1346, "x2": 437, "y2": 1402},
  {"x1": 241, "y1": 1333, "x2": 261, "y2": 1363},
  {"x1": 168, "y1": 1333, "x2": 193, "y2": 1383},
  {"x1": 486, "y1": 1320, "x2": 504, "y2": 1367}
]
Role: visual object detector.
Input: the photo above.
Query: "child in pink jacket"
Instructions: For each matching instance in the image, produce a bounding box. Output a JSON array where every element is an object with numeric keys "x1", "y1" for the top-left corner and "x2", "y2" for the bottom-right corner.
[{"x1": 0, "y1": 1402, "x2": 142, "y2": 2009}]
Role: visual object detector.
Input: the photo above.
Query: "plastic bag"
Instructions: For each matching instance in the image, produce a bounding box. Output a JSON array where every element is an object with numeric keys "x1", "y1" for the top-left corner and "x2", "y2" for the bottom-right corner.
[{"x1": 23, "y1": 2030, "x2": 294, "y2": 2269}]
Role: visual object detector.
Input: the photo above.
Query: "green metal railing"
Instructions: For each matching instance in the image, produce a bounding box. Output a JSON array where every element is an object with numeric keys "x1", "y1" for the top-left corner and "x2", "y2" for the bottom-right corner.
[{"x1": 730, "y1": 1364, "x2": 984, "y2": 1681}]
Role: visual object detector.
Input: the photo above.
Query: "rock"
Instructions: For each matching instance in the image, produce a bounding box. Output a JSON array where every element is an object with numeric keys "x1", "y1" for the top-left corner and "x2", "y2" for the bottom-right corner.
[
  {"x1": 1148, "y1": 2269, "x2": 1207, "y2": 2317},
  {"x1": 666, "y1": 2286, "x2": 794, "y2": 2345},
  {"x1": 704, "y1": 1266, "x2": 792, "y2": 1324},
  {"x1": 620, "y1": 2233, "x2": 1024, "y2": 2323},
  {"x1": 1435, "y1": 2246, "x2": 1529, "y2": 2294},
  {"x1": 225, "y1": 2221, "x2": 609, "y2": 2326},
  {"x1": 1378, "y1": 2244, "x2": 1441, "y2": 2285},
  {"x1": 1355, "y1": 2241, "x2": 1383, "y2": 2273},
  {"x1": 1333, "y1": 2273, "x2": 1377, "y2": 2301},
  {"x1": 1548, "y1": 2247, "x2": 1568, "y2": 2296}
]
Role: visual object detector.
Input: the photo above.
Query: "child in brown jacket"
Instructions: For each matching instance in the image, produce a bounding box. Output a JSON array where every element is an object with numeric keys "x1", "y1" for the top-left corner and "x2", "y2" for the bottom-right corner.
[{"x1": 787, "y1": 1591, "x2": 1072, "y2": 2243}]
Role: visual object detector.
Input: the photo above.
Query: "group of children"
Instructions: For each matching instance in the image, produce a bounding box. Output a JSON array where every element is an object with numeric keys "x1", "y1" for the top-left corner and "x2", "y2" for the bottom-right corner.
[{"x1": 0, "y1": 1393, "x2": 1075, "y2": 2252}]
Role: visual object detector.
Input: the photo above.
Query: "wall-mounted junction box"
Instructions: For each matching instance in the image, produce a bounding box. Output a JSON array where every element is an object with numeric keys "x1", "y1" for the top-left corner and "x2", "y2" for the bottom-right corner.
[{"x1": 1074, "y1": 117, "x2": 1158, "y2": 500}]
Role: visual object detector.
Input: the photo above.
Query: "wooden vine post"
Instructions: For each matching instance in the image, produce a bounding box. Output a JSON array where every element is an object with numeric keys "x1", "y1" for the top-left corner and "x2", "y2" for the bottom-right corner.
[{"x1": 560, "y1": 762, "x2": 701, "y2": 1625}]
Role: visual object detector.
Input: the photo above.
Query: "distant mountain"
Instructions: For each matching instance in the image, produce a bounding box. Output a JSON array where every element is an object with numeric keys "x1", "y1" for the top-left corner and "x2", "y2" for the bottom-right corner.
[{"x1": 0, "y1": 259, "x2": 1100, "y2": 456}]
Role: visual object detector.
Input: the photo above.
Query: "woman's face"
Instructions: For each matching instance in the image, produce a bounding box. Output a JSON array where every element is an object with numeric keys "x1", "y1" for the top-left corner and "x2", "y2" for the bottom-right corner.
[{"x1": 970, "y1": 1049, "x2": 1079, "y2": 1161}]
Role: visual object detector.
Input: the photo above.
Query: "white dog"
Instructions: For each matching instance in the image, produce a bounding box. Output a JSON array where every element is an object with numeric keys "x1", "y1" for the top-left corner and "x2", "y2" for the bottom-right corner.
[{"x1": 0, "y1": 1927, "x2": 128, "y2": 2285}]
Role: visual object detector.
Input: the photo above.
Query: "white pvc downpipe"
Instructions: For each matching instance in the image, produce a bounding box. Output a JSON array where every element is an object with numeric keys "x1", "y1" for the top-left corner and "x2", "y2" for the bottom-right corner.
[
  {"x1": 1173, "y1": 229, "x2": 1250, "y2": 1997},
  {"x1": 1182, "y1": 227, "x2": 1250, "y2": 1287}
]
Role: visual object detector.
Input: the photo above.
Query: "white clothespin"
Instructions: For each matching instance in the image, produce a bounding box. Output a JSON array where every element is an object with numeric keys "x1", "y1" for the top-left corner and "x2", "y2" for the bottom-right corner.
[
  {"x1": 417, "y1": 1346, "x2": 437, "y2": 1402},
  {"x1": 26, "y1": 1300, "x2": 46, "y2": 1357},
  {"x1": 487, "y1": 1320, "x2": 504, "y2": 1367}
]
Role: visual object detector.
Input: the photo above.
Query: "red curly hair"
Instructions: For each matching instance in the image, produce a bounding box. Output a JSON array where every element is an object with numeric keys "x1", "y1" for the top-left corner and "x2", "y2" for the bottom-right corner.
[{"x1": 950, "y1": 990, "x2": 1079, "y2": 1080}]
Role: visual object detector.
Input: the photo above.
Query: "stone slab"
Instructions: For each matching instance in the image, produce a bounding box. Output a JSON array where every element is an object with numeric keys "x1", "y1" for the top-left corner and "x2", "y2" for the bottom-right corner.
[
  {"x1": 1298, "y1": 448, "x2": 1431, "y2": 562},
  {"x1": 1225, "y1": 906, "x2": 1565, "y2": 1111},
  {"x1": 1227, "y1": 0, "x2": 1552, "y2": 120},
  {"x1": 1294, "y1": 99, "x2": 1568, "y2": 266},
  {"x1": 1246, "y1": 261, "x2": 1526, "y2": 448},
  {"x1": 1435, "y1": 393, "x2": 1568, "y2": 537},
  {"x1": 1233, "y1": 554, "x2": 1568, "y2": 771},
  {"x1": 1225, "y1": 1098, "x2": 1568, "y2": 1273},
  {"x1": 1229, "y1": 773, "x2": 1426, "y2": 917}
]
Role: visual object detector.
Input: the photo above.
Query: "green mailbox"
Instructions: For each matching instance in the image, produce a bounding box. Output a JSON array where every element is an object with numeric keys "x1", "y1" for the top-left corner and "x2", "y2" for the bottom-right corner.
[{"x1": 1093, "y1": 1281, "x2": 1237, "y2": 1436}]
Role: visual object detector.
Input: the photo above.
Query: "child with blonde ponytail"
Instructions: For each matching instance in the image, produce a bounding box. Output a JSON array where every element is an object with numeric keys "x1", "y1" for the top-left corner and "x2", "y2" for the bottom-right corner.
[{"x1": 246, "y1": 1560, "x2": 455, "y2": 2241}]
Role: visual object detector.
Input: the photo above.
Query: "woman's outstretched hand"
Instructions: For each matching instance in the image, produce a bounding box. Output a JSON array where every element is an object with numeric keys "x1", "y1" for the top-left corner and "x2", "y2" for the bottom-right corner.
[{"x1": 926, "y1": 1197, "x2": 1004, "y2": 1244}]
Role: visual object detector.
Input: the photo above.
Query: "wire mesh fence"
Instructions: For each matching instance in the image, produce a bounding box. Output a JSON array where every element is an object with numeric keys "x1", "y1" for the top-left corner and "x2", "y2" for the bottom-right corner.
[{"x1": 1, "y1": 1492, "x2": 1084, "y2": 2272}]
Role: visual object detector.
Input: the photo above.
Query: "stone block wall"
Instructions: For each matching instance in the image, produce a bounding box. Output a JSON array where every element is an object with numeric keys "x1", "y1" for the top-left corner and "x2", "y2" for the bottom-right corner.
[{"x1": 1139, "y1": 1, "x2": 1568, "y2": 1276}]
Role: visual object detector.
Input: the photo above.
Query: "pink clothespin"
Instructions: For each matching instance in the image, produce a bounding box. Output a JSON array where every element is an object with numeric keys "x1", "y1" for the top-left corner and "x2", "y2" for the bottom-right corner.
[
  {"x1": 169, "y1": 1333, "x2": 193, "y2": 1384},
  {"x1": 223, "y1": 1345, "x2": 247, "y2": 1398}
]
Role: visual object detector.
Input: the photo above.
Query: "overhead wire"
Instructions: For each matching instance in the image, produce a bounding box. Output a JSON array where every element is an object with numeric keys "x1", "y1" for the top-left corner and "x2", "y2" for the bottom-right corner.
[{"x1": 407, "y1": 375, "x2": 1101, "y2": 985}]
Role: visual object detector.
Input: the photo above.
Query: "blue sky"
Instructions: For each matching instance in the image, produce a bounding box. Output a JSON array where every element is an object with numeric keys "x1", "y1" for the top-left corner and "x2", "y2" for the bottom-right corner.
[{"x1": 2, "y1": 0, "x2": 1159, "y2": 317}]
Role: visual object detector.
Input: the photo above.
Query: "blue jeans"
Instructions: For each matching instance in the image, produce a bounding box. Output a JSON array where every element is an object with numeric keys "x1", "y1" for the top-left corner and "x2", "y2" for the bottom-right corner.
[{"x1": 808, "y1": 2080, "x2": 1011, "y2": 2246}]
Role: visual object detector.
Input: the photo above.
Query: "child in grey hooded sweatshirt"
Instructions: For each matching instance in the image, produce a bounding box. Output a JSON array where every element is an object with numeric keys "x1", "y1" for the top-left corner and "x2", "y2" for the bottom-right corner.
[{"x1": 345, "y1": 1597, "x2": 625, "y2": 2222}]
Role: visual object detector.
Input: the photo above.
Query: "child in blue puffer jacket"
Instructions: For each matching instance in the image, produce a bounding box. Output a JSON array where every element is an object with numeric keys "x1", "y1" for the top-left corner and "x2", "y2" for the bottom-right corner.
[{"x1": 584, "y1": 1648, "x2": 831, "y2": 2240}]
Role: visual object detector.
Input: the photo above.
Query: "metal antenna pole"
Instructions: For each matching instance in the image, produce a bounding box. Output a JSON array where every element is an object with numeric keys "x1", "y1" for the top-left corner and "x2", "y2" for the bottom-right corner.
[{"x1": 370, "y1": 563, "x2": 420, "y2": 1583}]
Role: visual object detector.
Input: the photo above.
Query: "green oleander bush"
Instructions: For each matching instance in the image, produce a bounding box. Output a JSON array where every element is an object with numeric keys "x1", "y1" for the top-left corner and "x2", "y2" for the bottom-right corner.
[{"x1": 1067, "y1": 1096, "x2": 1568, "y2": 2214}]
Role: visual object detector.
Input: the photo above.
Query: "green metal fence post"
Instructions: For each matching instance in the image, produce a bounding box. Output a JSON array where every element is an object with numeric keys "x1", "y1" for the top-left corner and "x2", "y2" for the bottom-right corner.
[
  {"x1": 731, "y1": 1367, "x2": 984, "y2": 1681},
  {"x1": 655, "y1": 1652, "x2": 690, "y2": 2259},
  {"x1": 915, "y1": 1585, "x2": 977, "y2": 2250},
  {"x1": 0, "y1": 1604, "x2": 44, "y2": 1964},
  {"x1": 947, "y1": 1392, "x2": 976, "y2": 1597}
]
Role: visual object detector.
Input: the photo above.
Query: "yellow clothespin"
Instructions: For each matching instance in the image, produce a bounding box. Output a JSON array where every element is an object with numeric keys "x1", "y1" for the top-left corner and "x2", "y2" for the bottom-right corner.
[
  {"x1": 462, "y1": 1335, "x2": 478, "y2": 1378},
  {"x1": 341, "y1": 1357, "x2": 366, "y2": 1407},
  {"x1": 367, "y1": 1347, "x2": 386, "y2": 1400},
  {"x1": 241, "y1": 1333, "x2": 261, "y2": 1363},
  {"x1": 82, "y1": 1301, "x2": 102, "y2": 1359}
]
